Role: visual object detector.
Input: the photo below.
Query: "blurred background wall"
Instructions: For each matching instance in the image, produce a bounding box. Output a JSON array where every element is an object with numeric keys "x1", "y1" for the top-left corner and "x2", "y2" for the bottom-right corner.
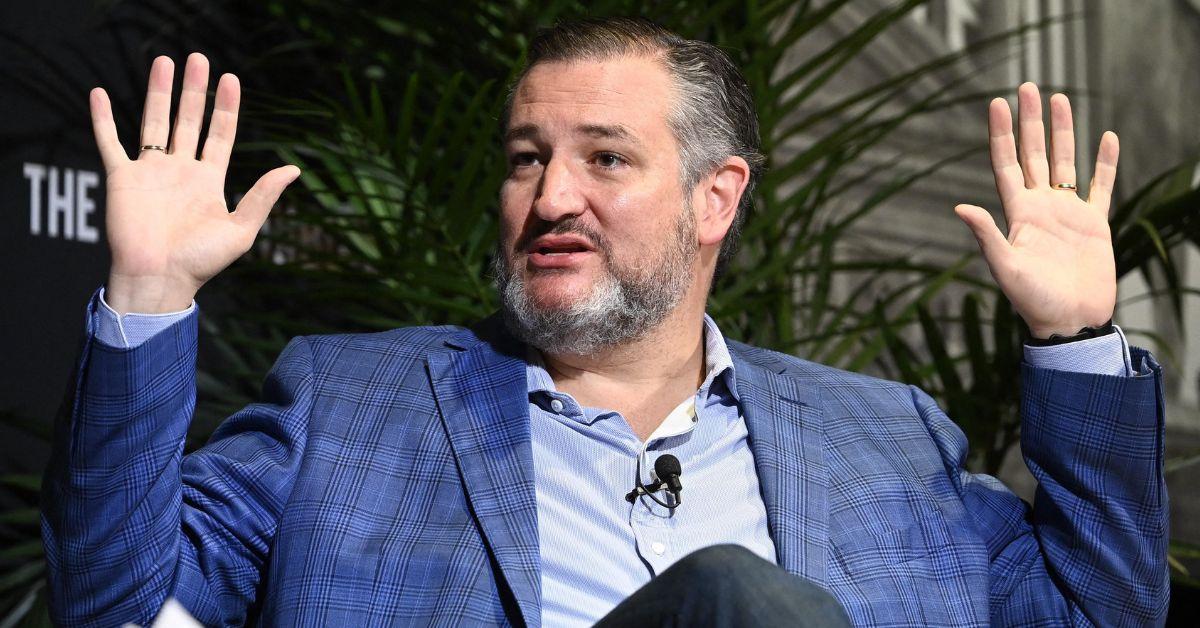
[{"x1": 2, "y1": 0, "x2": 1198, "y2": 622}]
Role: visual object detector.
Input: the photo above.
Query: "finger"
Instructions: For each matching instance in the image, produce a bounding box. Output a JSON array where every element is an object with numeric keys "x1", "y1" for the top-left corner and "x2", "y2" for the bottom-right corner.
[
  {"x1": 1088, "y1": 131, "x2": 1120, "y2": 215},
  {"x1": 955, "y1": 204, "x2": 1012, "y2": 269},
  {"x1": 169, "y1": 52, "x2": 211, "y2": 159},
  {"x1": 89, "y1": 87, "x2": 128, "y2": 171},
  {"x1": 201, "y1": 73, "x2": 240, "y2": 171},
  {"x1": 139, "y1": 56, "x2": 174, "y2": 156},
  {"x1": 1016, "y1": 83, "x2": 1049, "y2": 188},
  {"x1": 987, "y1": 98, "x2": 1024, "y2": 205},
  {"x1": 232, "y1": 165, "x2": 302, "y2": 230},
  {"x1": 1048, "y1": 93, "x2": 1076, "y2": 189}
]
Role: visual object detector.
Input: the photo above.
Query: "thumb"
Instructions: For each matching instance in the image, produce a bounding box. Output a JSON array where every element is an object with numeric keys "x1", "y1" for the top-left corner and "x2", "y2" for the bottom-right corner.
[
  {"x1": 954, "y1": 204, "x2": 1011, "y2": 268},
  {"x1": 233, "y1": 165, "x2": 301, "y2": 229}
]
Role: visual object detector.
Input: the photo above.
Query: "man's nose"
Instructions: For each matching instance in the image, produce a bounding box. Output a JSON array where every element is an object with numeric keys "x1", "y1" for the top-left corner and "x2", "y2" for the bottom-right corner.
[{"x1": 533, "y1": 158, "x2": 587, "y2": 222}]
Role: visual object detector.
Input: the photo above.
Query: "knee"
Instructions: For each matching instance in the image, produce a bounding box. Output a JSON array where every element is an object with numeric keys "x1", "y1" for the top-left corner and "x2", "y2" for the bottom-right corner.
[
  {"x1": 667, "y1": 545, "x2": 850, "y2": 626},
  {"x1": 671, "y1": 544, "x2": 770, "y2": 581}
]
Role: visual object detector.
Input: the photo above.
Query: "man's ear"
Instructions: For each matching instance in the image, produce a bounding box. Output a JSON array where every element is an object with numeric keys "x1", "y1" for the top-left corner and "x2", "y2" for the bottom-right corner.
[{"x1": 695, "y1": 156, "x2": 750, "y2": 247}]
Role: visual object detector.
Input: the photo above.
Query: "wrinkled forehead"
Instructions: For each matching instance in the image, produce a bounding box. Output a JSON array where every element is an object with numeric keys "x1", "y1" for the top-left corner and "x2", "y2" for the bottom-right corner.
[{"x1": 505, "y1": 56, "x2": 676, "y2": 138}]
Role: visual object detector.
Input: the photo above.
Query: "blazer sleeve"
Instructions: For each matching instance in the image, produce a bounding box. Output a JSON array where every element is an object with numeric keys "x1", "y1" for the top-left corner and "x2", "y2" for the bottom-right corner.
[
  {"x1": 911, "y1": 347, "x2": 1169, "y2": 627},
  {"x1": 41, "y1": 289, "x2": 314, "y2": 627}
]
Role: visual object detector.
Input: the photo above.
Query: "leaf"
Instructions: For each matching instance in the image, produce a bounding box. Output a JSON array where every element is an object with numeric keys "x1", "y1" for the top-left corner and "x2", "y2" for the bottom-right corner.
[
  {"x1": 845, "y1": 255, "x2": 974, "y2": 372},
  {"x1": 1169, "y1": 552, "x2": 1190, "y2": 577},
  {"x1": 0, "y1": 509, "x2": 38, "y2": 527},
  {"x1": 961, "y1": 293, "x2": 991, "y2": 397},
  {"x1": 0, "y1": 576, "x2": 44, "y2": 628},
  {"x1": 875, "y1": 301, "x2": 923, "y2": 386},
  {"x1": 0, "y1": 559, "x2": 42, "y2": 592},
  {"x1": 1166, "y1": 451, "x2": 1200, "y2": 475},
  {"x1": 0, "y1": 475, "x2": 40, "y2": 494},
  {"x1": 1171, "y1": 539, "x2": 1200, "y2": 560},
  {"x1": 0, "y1": 540, "x2": 42, "y2": 562},
  {"x1": 1135, "y1": 218, "x2": 1170, "y2": 263},
  {"x1": 917, "y1": 305, "x2": 963, "y2": 397},
  {"x1": 991, "y1": 293, "x2": 1019, "y2": 398}
]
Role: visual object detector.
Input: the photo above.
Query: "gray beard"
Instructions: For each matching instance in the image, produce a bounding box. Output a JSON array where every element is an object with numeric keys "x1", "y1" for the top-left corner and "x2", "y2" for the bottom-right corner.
[{"x1": 492, "y1": 209, "x2": 696, "y2": 355}]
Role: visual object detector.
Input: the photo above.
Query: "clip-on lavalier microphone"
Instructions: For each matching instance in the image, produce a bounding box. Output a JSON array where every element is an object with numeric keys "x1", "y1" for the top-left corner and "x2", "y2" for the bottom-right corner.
[{"x1": 624, "y1": 454, "x2": 683, "y2": 508}]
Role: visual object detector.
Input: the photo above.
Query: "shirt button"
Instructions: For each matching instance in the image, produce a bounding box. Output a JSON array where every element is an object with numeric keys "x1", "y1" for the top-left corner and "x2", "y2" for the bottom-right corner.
[
  {"x1": 550, "y1": 399, "x2": 564, "y2": 413},
  {"x1": 651, "y1": 542, "x2": 666, "y2": 555}
]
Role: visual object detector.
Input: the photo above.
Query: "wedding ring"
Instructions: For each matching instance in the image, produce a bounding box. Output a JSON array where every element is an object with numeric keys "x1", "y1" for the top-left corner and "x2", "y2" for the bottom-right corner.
[
  {"x1": 139, "y1": 145, "x2": 167, "y2": 152},
  {"x1": 1053, "y1": 182, "x2": 1078, "y2": 191}
]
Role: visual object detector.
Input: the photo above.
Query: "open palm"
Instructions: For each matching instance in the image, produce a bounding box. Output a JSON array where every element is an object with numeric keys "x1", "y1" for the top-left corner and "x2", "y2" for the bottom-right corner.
[
  {"x1": 96, "y1": 53, "x2": 300, "y2": 314},
  {"x1": 955, "y1": 83, "x2": 1119, "y2": 339}
]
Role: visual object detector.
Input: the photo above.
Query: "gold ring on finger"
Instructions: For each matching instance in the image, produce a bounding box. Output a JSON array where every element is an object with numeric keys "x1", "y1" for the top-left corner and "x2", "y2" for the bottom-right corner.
[
  {"x1": 1053, "y1": 182, "x2": 1077, "y2": 191},
  {"x1": 139, "y1": 145, "x2": 167, "y2": 152}
]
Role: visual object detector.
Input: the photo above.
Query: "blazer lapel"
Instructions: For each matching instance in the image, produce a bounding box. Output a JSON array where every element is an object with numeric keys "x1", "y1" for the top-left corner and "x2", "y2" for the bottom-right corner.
[
  {"x1": 732, "y1": 348, "x2": 830, "y2": 587},
  {"x1": 427, "y1": 323, "x2": 541, "y2": 628}
]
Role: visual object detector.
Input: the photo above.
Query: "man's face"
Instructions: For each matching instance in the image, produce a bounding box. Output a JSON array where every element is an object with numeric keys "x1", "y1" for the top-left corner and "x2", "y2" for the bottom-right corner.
[{"x1": 495, "y1": 56, "x2": 699, "y2": 352}]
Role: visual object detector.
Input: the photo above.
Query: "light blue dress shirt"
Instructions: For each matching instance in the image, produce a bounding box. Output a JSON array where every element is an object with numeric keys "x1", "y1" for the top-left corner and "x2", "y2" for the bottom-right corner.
[
  {"x1": 525, "y1": 316, "x2": 777, "y2": 626},
  {"x1": 92, "y1": 287, "x2": 1133, "y2": 626}
]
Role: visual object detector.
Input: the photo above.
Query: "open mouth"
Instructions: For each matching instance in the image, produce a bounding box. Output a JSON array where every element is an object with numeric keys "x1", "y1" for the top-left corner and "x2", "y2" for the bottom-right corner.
[
  {"x1": 526, "y1": 235, "x2": 595, "y2": 268},
  {"x1": 535, "y1": 243, "x2": 590, "y2": 256}
]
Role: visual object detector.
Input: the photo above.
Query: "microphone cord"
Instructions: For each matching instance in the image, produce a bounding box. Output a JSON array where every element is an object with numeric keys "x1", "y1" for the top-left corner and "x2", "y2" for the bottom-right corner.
[{"x1": 625, "y1": 454, "x2": 680, "y2": 508}]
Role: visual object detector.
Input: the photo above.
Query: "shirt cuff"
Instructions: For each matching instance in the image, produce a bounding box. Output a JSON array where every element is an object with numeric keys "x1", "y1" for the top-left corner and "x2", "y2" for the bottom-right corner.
[
  {"x1": 95, "y1": 286, "x2": 196, "y2": 349},
  {"x1": 1023, "y1": 324, "x2": 1134, "y2": 377}
]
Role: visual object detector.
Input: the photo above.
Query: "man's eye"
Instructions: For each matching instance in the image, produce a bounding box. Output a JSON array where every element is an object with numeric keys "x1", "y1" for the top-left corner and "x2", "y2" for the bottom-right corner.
[
  {"x1": 510, "y1": 153, "x2": 540, "y2": 168},
  {"x1": 593, "y1": 152, "x2": 627, "y2": 170}
]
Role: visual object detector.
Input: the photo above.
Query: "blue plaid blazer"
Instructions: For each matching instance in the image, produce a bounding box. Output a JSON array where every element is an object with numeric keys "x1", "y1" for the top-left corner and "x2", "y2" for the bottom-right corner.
[{"x1": 42, "y1": 296, "x2": 1168, "y2": 627}]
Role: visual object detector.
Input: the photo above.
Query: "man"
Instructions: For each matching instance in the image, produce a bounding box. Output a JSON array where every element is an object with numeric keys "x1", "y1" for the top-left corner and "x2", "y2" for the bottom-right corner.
[{"x1": 42, "y1": 17, "x2": 1167, "y2": 627}]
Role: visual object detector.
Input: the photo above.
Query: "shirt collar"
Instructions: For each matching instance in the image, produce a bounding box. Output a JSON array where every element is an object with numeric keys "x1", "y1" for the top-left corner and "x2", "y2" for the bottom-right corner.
[
  {"x1": 524, "y1": 313, "x2": 739, "y2": 403},
  {"x1": 698, "y1": 312, "x2": 739, "y2": 402}
]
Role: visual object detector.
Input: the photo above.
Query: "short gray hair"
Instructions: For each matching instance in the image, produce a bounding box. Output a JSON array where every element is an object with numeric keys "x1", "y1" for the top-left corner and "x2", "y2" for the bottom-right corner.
[{"x1": 501, "y1": 17, "x2": 765, "y2": 281}]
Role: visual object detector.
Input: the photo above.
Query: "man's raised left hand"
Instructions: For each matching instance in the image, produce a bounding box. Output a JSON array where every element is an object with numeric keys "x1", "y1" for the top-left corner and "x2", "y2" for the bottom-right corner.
[{"x1": 954, "y1": 82, "x2": 1119, "y2": 339}]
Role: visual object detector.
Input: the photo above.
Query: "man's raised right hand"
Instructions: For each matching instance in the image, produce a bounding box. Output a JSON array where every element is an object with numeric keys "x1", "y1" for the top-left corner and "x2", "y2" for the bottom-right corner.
[{"x1": 95, "y1": 52, "x2": 300, "y2": 315}]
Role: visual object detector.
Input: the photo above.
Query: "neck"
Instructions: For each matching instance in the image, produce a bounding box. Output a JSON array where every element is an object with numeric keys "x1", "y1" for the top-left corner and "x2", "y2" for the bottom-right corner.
[{"x1": 540, "y1": 291, "x2": 709, "y2": 440}]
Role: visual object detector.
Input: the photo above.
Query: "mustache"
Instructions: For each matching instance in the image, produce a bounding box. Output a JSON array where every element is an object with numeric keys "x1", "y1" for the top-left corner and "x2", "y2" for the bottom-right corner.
[{"x1": 513, "y1": 217, "x2": 611, "y2": 255}]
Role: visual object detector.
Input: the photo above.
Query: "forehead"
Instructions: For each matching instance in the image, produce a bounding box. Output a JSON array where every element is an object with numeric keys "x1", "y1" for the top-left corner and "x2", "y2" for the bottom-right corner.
[{"x1": 507, "y1": 56, "x2": 675, "y2": 139}]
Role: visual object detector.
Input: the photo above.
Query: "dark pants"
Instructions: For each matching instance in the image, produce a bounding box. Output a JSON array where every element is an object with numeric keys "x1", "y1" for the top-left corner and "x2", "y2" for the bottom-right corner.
[{"x1": 594, "y1": 544, "x2": 852, "y2": 627}]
